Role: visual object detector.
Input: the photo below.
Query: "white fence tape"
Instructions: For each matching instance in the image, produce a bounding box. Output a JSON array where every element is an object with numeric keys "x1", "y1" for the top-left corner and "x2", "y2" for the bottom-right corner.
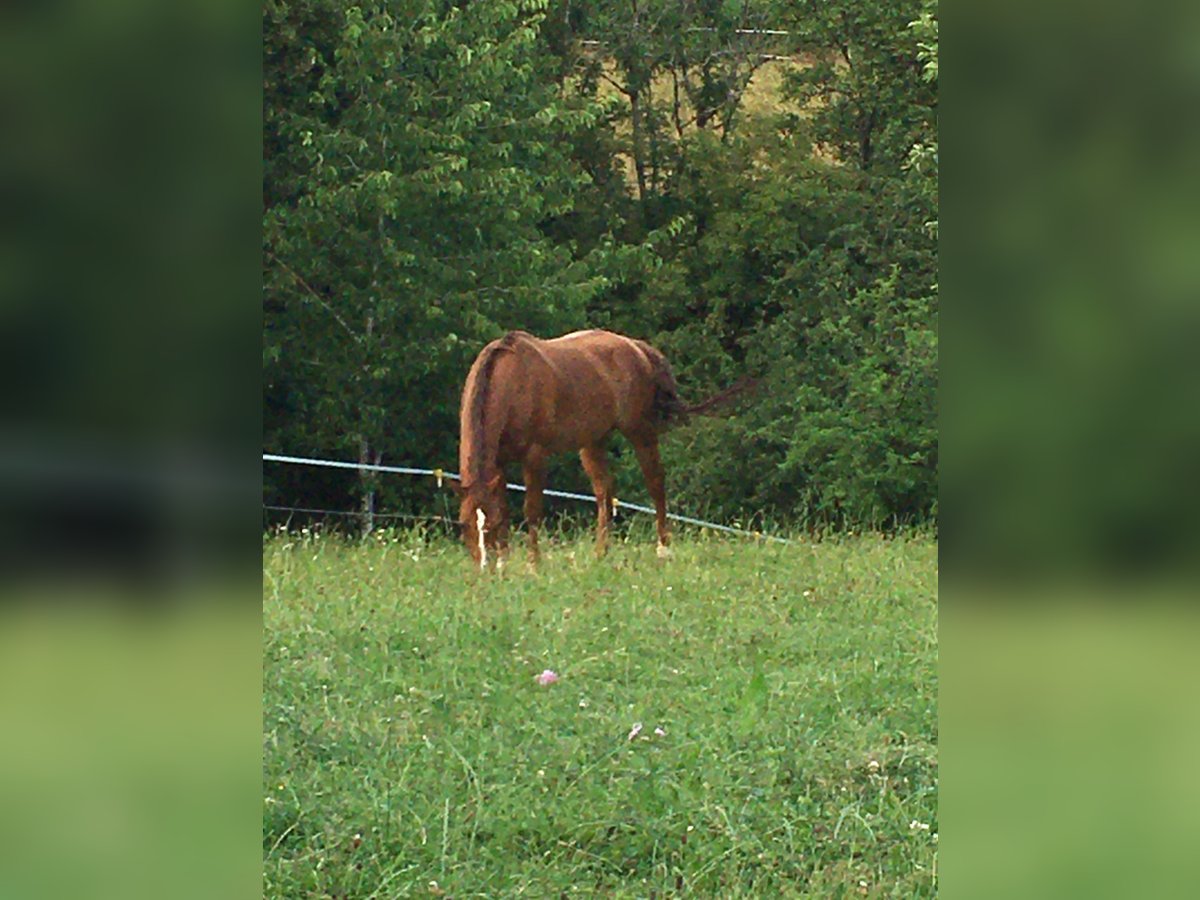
[{"x1": 263, "y1": 453, "x2": 789, "y2": 544}]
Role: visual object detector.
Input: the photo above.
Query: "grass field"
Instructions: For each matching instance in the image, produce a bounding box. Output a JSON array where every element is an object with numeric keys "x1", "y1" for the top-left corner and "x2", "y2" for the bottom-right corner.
[{"x1": 263, "y1": 527, "x2": 938, "y2": 897}]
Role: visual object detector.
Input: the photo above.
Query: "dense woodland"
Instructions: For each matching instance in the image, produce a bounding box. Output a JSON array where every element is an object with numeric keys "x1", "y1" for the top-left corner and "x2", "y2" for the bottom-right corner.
[{"x1": 263, "y1": 0, "x2": 938, "y2": 531}]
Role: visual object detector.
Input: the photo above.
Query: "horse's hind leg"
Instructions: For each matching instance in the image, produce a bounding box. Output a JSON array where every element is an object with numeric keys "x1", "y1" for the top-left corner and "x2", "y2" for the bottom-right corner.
[
  {"x1": 631, "y1": 436, "x2": 671, "y2": 558},
  {"x1": 580, "y1": 445, "x2": 614, "y2": 557},
  {"x1": 522, "y1": 449, "x2": 547, "y2": 566}
]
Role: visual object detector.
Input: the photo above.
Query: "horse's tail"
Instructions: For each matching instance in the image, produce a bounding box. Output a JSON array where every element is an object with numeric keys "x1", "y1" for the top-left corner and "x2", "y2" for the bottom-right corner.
[
  {"x1": 681, "y1": 376, "x2": 761, "y2": 417},
  {"x1": 639, "y1": 340, "x2": 758, "y2": 429}
]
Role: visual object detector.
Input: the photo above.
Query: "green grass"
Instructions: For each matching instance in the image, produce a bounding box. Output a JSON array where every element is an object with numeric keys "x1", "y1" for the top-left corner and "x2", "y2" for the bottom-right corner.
[{"x1": 263, "y1": 527, "x2": 937, "y2": 897}]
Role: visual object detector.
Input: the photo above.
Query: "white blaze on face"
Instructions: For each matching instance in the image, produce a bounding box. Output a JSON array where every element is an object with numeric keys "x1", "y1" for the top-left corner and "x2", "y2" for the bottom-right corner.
[{"x1": 476, "y1": 507, "x2": 488, "y2": 569}]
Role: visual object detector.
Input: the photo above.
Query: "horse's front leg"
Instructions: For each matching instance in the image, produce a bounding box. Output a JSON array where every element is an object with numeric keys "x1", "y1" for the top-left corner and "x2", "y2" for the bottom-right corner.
[
  {"x1": 580, "y1": 445, "x2": 614, "y2": 557},
  {"x1": 523, "y1": 449, "x2": 547, "y2": 566}
]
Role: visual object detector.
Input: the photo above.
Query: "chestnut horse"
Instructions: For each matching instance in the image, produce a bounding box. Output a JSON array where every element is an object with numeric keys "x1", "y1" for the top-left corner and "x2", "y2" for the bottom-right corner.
[{"x1": 457, "y1": 329, "x2": 685, "y2": 567}]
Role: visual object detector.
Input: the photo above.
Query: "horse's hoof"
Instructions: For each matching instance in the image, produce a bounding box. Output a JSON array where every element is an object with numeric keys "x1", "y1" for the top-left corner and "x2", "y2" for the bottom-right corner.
[{"x1": 656, "y1": 541, "x2": 672, "y2": 560}]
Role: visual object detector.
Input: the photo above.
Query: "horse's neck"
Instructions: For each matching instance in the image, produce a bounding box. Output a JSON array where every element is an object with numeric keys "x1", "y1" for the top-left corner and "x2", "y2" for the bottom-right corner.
[
  {"x1": 463, "y1": 424, "x2": 501, "y2": 488},
  {"x1": 464, "y1": 366, "x2": 507, "y2": 486}
]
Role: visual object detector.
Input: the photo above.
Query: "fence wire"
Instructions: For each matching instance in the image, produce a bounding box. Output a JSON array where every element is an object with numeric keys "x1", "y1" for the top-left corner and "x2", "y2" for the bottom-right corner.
[{"x1": 263, "y1": 453, "x2": 789, "y2": 544}]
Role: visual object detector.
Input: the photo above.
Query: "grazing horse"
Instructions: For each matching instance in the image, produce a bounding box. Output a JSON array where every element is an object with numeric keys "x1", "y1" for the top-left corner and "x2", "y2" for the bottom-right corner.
[{"x1": 457, "y1": 329, "x2": 685, "y2": 567}]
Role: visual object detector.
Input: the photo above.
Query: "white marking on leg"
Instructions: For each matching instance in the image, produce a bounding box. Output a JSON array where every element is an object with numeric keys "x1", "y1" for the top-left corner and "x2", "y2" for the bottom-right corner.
[
  {"x1": 657, "y1": 540, "x2": 671, "y2": 559},
  {"x1": 476, "y1": 508, "x2": 488, "y2": 570}
]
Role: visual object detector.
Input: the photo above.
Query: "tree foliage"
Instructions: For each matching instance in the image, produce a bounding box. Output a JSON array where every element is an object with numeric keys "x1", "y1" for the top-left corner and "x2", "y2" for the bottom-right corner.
[
  {"x1": 263, "y1": 0, "x2": 938, "y2": 531},
  {"x1": 264, "y1": 0, "x2": 609, "y2": 512}
]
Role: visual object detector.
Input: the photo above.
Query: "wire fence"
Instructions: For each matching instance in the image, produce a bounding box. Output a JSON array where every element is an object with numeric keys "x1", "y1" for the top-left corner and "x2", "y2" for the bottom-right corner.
[
  {"x1": 263, "y1": 453, "x2": 790, "y2": 544},
  {"x1": 264, "y1": 504, "x2": 455, "y2": 525}
]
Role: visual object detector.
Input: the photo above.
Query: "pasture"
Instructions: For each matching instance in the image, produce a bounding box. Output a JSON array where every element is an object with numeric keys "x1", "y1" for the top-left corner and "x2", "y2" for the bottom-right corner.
[{"x1": 263, "y1": 527, "x2": 938, "y2": 897}]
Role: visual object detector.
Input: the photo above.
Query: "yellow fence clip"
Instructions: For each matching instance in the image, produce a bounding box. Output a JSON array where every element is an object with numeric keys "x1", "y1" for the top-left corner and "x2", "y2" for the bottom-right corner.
[
  {"x1": 611, "y1": 497, "x2": 619, "y2": 517},
  {"x1": 434, "y1": 468, "x2": 444, "y2": 488}
]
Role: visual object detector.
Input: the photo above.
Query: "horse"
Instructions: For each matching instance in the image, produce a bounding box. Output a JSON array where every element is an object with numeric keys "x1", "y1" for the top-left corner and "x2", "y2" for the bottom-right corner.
[{"x1": 456, "y1": 329, "x2": 687, "y2": 568}]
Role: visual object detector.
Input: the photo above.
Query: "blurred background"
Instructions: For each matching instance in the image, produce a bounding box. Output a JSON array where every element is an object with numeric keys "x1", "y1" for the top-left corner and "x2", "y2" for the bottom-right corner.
[
  {"x1": 0, "y1": 1, "x2": 260, "y2": 898},
  {"x1": 944, "y1": 1, "x2": 1200, "y2": 897},
  {"x1": 1, "y1": 0, "x2": 259, "y2": 591}
]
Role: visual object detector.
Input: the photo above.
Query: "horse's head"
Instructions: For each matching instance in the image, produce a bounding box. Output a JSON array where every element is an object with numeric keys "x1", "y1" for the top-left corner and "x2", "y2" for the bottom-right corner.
[{"x1": 458, "y1": 474, "x2": 509, "y2": 568}]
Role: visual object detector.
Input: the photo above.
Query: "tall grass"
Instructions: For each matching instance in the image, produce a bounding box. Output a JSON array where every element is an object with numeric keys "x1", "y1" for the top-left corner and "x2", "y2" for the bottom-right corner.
[{"x1": 263, "y1": 528, "x2": 937, "y2": 897}]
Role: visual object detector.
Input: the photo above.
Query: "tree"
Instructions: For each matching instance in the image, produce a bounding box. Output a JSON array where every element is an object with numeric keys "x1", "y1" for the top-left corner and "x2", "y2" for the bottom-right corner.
[
  {"x1": 782, "y1": 0, "x2": 935, "y2": 172},
  {"x1": 542, "y1": 0, "x2": 780, "y2": 205},
  {"x1": 264, "y1": 0, "x2": 608, "y2": 526}
]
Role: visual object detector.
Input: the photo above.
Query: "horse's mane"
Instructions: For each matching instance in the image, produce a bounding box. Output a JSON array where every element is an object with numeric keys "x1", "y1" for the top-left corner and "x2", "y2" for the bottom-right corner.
[{"x1": 461, "y1": 331, "x2": 525, "y2": 490}]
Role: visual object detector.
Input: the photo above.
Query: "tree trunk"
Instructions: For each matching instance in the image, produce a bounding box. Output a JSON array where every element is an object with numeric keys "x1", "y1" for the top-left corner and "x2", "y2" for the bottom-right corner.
[
  {"x1": 359, "y1": 440, "x2": 381, "y2": 537},
  {"x1": 629, "y1": 86, "x2": 648, "y2": 202},
  {"x1": 859, "y1": 108, "x2": 876, "y2": 169},
  {"x1": 359, "y1": 313, "x2": 379, "y2": 537}
]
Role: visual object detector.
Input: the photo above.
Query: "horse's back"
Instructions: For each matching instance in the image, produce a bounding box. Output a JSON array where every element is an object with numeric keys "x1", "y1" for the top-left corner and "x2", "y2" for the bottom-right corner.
[
  {"x1": 544, "y1": 329, "x2": 656, "y2": 371},
  {"x1": 491, "y1": 329, "x2": 663, "y2": 450}
]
